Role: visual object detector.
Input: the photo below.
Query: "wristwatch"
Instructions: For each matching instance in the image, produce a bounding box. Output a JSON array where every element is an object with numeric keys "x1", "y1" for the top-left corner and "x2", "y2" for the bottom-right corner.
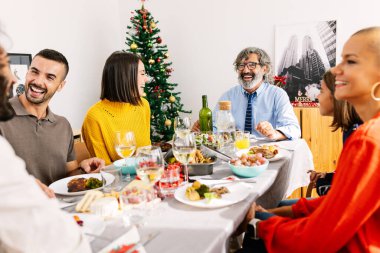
[{"x1": 249, "y1": 218, "x2": 261, "y2": 240}]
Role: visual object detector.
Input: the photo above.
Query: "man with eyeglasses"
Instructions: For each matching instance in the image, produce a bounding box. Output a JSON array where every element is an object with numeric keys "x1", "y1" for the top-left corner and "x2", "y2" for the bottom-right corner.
[{"x1": 214, "y1": 47, "x2": 300, "y2": 140}]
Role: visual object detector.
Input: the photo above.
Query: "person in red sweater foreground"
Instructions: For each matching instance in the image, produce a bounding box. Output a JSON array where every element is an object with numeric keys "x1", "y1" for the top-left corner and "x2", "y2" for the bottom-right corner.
[{"x1": 238, "y1": 26, "x2": 380, "y2": 253}]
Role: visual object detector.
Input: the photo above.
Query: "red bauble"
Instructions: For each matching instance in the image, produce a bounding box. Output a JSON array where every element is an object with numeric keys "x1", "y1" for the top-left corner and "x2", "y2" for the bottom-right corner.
[
  {"x1": 156, "y1": 37, "x2": 162, "y2": 44},
  {"x1": 156, "y1": 58, "x2": 161, "y2": 63}
]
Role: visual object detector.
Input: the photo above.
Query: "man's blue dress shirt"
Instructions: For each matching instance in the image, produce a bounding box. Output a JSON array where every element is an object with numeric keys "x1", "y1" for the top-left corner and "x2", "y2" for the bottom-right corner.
[{"x1": 213, "y1": 82, "x2": 301, "y2": 139}]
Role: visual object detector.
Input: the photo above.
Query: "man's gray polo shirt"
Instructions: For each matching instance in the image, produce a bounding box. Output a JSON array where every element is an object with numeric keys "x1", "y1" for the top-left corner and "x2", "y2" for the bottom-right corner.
[{"x1": 0, "y1": 97, "x2": 76, "y2": 185}]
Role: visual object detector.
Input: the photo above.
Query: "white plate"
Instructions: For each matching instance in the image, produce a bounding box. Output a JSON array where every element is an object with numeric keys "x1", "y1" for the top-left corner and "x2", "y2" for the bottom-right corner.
[
  {"x1": 174, "y1": 182, "x2": 250, "y2": 208},
  {"x1": 72, "y1": 213, "x2": 105, "y2": 242},
  {"x1": 49, "y1": 173, "x2": 114, "y2": 196}
]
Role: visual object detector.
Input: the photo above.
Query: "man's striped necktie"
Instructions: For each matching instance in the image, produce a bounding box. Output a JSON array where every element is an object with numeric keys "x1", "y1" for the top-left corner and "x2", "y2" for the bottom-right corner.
[{"x1": 244, "y1": 92, "x2": 256, "y2": 133}]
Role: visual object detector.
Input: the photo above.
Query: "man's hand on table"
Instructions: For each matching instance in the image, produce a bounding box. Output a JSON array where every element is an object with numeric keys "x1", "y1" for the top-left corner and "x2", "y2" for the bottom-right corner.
[
  {"x1": 35, "y1": 178, "x2": 56, "y2": 198},
  {"x1": 191, "y1": 120, "x2": 201, "y2": 132},
  {"x1": 80, "y1": 158, "x2": 105, "y2": 173},
  {"x1": 256, "y1": 121, "x2": 286, "y2": 141}
]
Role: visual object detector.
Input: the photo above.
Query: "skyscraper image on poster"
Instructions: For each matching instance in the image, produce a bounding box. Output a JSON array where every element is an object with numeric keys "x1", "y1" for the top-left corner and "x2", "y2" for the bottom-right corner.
[{"x1": 275, "y1": 20, "x2": 336, "y2": 106}]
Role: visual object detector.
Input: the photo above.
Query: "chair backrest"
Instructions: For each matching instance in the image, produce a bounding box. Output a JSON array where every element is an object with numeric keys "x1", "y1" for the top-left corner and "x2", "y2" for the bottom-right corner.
[{"x1": 74, "y1": 142, "x2": 91, "y2": 164}]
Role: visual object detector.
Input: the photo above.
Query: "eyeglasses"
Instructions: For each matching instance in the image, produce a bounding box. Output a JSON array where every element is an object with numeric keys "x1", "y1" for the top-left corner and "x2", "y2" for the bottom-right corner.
[{"x1": 236, "y1": 62, "x2": 261, "y2": 71}]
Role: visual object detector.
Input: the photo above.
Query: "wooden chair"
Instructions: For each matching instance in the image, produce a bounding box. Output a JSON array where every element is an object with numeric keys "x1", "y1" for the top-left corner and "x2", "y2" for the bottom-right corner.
[{"x1": 74, "y1": 142, "x2": 91, "y2": 164}]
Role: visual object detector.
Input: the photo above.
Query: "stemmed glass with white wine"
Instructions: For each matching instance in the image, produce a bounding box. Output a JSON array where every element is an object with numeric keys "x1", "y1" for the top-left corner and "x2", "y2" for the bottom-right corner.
[
  {"x1": 135, "y1": 146, "x2": 165, "y2": 188},
  {"x1": 173, "y1": 115, "x2": 191, "y2": 138},
  {"x1": 114, "y1": 131, "x2": 136, "y2": 181},
  {"x1": 172, "y1": 132, "x2": 196, "y2": 184}
]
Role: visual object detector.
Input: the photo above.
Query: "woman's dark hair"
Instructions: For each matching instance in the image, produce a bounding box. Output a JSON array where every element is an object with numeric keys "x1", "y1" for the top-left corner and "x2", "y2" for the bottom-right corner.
[
  {"x1": 323, "y1": 70, "x2": 362, "y2": 132},
  {"x1": 100, "y1": 51, "x2": 142, "y2": 106}
]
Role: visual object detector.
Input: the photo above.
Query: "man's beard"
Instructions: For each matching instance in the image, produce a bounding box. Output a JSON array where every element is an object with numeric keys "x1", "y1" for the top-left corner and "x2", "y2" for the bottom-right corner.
[
  {"x1": 238, "y1": 71, "x2": 264, "y2": 89},
  {"x1": 25, "y1": 82, "x2": 53, "y2": 104},
  {"x1": 0, "y1": 96, "x2": 15, "y2": 121},
  {"x1": 0, "y1": 76, "x2": 15, "y2": 121}
]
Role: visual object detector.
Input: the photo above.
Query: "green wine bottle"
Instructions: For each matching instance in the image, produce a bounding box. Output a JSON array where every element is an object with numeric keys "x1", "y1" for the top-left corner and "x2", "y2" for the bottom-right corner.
[{"x1": 199, "y1": 95, "x2": 213, "y2": 132}]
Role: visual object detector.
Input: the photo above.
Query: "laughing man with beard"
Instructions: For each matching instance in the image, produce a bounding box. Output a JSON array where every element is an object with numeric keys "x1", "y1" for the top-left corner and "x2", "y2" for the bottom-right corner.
[
  {"x1": 0, "y1": 49, "x2": 105, "y2": 188},
  {"x1": 0, "y1": 45, "x2": 91, "y2": 252},
  {"x1": 214, "y1": 47, "x2": 300, "y2": 140}
]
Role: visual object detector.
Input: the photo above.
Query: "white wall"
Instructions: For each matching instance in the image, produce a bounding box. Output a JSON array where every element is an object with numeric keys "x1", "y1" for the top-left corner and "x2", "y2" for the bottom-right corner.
[
  {"x1": 1, "y1": 0, "x2": 123, "y2": 129},
  {"x1": 1, "y1": 0, "x2": 380, "y2": 130},
  {"x1": 119, "y1": 0, "x2": 380, "y2": 122}
]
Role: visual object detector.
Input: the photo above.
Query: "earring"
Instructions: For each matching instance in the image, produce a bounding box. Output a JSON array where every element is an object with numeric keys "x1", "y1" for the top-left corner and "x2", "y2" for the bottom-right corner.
[{"x1": 371, "y1": 82, "x2": 380, "y2": 101}]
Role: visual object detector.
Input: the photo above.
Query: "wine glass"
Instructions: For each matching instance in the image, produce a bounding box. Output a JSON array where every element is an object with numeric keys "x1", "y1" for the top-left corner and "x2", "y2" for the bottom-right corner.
[
  {"x1": 172, "y1": 132, "x2": 196, "y2": 184},
  {"x1": 114, "y1": 131, "x2": 136, "y2": 181},
  {"x1": 135, "y1": 146, "x2": 165, "y2": 188},
  {"x1": 173, "y1": 115, "x2": 191, "y2": 138}
]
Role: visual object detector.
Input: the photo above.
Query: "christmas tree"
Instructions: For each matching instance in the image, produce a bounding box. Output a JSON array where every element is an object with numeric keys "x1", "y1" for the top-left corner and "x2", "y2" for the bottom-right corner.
[{"x1": 125, "y1": 3, "x2": 190, "y2": 142}]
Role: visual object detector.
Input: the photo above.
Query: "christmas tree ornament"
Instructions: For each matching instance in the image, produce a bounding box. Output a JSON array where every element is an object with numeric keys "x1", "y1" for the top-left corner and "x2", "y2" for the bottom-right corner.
[
  {"x1": 165, "y1": 119, "x2": 172, "y2": 127},
  {"x1": 147, "y1": 42, "x2": 153, "y2": 48},
  {"x1": 160, "y1": 68, "x2": 165, "y2": 73},
  {"x1": 143, "y1": 25, "x2": 148, "y2": 30},
  {"x1": 150, "y1": 21, "x2": 156, "y2": 29},
  {"x1": 151, "y1": 115, "x2": 155, "y2": 119},
  {"x1": 148, "y1": 59, "x2": 155, "y2": 65},
  {"x1": 164, "y1": 52, "x2": 169, "y2": 58},
  {"x1": 156, "y1": 37, "x2": 162, "y2": 44},
  {"x1": 169, "y1": 95, "x2": 176, "y2": 103},
  {"x1": 156, "y1": 58, "x2": 161, "y2": 63},
  {"x1": 161, "y1": 104, "x2": 168, "y2": 112},
  {"x1": 130, "y1": 42, "x2": 138, "y2": 50}
]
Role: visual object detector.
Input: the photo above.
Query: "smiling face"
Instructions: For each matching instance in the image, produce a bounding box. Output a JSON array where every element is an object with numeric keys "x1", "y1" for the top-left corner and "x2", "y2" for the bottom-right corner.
[
  {"x1": 317, "y1": 80, "x2": 334, "y2": 116},
  {"x1": 237, "y1": 53, "x2": 266, "y2": 91},
  {"x1": 24, "y1": 56, "x2": 66, "y2": 105},
  {"x1": 137, "y1": 60, "x2": 148, "y2": 96},
  {"x1": 331, "y1": 32, "x2": 380, "y2": 106}
]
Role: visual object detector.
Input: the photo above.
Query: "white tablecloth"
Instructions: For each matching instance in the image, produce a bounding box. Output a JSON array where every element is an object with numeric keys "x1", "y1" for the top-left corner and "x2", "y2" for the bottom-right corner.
[{"x1": 63, "y1": 139, "x2": 313, "y2": 253}]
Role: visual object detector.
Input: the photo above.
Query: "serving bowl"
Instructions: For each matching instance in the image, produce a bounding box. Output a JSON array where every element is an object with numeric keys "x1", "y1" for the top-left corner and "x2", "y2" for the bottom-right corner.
[
  {"x1": 164, "y1": 147, "x2": 217, "y2": 176},
  {"x1": 113, "y1": 158, "x2": 137, "y2": 175},
  {"x1": 228, "y1": 159, "x2": 269, "y2": 178}
]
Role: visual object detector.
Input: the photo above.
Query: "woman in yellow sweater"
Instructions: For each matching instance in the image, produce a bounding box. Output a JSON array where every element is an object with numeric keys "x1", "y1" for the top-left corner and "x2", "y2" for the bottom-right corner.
[{"x1": 82, "y1": 51, "x2": 151, "y2": 165}]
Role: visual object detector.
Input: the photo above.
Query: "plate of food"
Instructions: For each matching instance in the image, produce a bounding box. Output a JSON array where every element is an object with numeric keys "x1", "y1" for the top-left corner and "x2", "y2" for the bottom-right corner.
[
  {"x1": 49, "y1": 173, "x2": 114, "y2": 196},
  {"x1": 247, "y1": 145, "x2": 285, "y2": 162},
  {"x1": 174, "y1": 180, "x2": 250, "y2": 208}
]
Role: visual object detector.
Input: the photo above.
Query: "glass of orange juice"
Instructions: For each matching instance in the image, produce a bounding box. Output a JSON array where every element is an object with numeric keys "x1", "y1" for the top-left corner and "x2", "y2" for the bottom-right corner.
[{"x1": 234, "y1": 130, "x2": 250, "y2": 150}]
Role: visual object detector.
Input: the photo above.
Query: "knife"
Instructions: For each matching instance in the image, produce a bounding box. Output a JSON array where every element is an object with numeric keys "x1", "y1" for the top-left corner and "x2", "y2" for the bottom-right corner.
[
  {"x1": 200, "y1": 145, "x2": 232, "y2": 162},
  {"x1": 125, "y1": 231, "x2": 160, "y2": 253}
]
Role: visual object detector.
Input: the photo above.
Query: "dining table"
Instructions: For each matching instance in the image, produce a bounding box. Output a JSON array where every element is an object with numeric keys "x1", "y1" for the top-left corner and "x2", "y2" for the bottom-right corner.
[{"x1": 62, "y1": 138, "x2": 314, "y2": 253}]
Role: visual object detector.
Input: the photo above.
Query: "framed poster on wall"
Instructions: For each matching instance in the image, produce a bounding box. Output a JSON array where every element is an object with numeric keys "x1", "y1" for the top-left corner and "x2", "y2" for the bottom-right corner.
[
  {"x1": 8, "y1": 53, "x2": 32, "y2": 97},
  {"x1": 275, "y1": 20, "x2": 337, "y2": 107}
]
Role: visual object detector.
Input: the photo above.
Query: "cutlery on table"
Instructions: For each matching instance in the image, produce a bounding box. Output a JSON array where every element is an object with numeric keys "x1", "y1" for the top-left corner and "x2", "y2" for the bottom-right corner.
[{"x1": 200, "y1": 145, "x2": 231, "y2": 162}]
